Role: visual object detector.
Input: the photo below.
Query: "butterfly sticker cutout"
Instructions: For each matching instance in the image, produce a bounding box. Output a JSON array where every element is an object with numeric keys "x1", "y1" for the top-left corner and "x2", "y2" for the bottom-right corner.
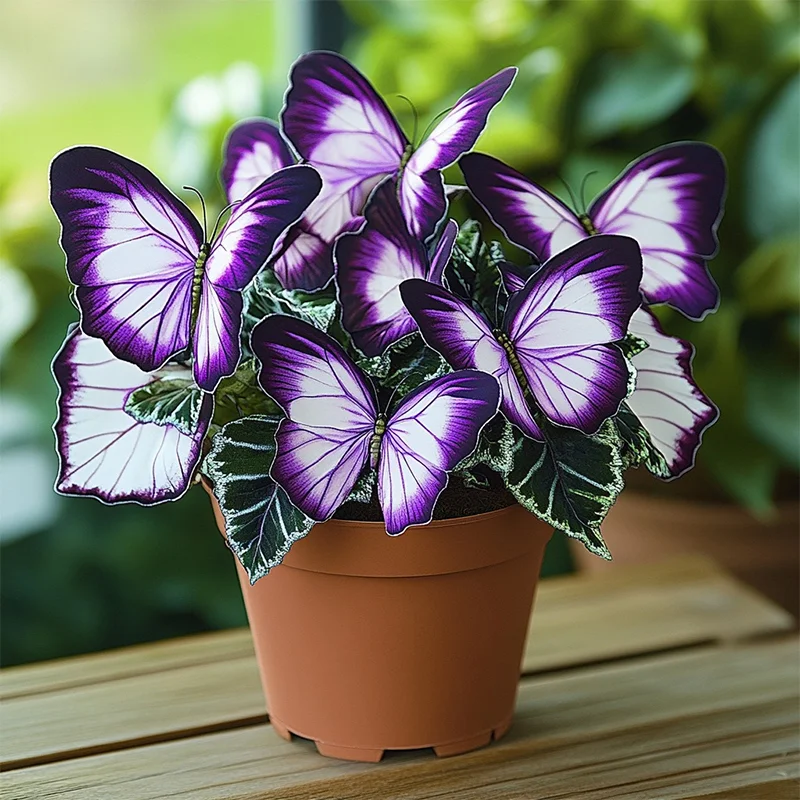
[
  {"x1": 626, "y1": 307, "x2": 718, "y2": 476},
  {"x1": 222, "y1": 118, "x2": 335, "y2": 291},
  {"x1": 401, "y1": 235, "x2": 643, "y2": 441},
  {"x1": 53, "y1": 328, "x2": 212, "y2": 505},
  {"x1": 500, "y1": 265, "x2": 717, "y2": 475},
  {"x1": 50, "y1": 146, "x2": 322, "y2": 392},
  {"x1": 334, "y1": 179, "x2": 458, "y2": 357},
  {"x1": 460, "y1": 142, "x2": 726, "y2": 320},
  {"x1": 282, "y1": 50, "x2": 516, "y2": 244},
  {"x1": 250, "y1": 315, "x2": 500, "y2": 534}
]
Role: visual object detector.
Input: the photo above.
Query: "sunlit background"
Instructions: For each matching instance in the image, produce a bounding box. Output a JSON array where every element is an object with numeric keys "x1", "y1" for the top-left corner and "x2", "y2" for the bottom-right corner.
[{"x1": 1, "y1": 0, "x2": 798, "y2": 666}]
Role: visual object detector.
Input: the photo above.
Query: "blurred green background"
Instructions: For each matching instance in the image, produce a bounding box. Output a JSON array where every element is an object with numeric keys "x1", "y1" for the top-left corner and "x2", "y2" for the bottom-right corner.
[{"x1": 1, "y1": 0, "x2": 798, "y2": 667}]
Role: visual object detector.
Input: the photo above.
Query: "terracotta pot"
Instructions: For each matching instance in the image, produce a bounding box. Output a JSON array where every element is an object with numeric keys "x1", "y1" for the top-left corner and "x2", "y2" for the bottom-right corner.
[
  {"x1": 207, "y1": 492, "x2": 552, "y2": 762},
  {"x1": 571, "y1": 491, "x2": 800, "y2": 619}
]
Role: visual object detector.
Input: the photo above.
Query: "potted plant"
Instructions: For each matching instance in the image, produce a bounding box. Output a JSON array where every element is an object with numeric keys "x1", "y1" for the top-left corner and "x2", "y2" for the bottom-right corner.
[{"x1": 49, "y1": 52, "x2": 724, "y2": 762}]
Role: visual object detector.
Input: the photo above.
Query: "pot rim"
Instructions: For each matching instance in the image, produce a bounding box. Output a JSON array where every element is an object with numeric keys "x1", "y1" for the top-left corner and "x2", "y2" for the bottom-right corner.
[{"x1": 202, "y1": 479, "x2": 551, "y2": 578}]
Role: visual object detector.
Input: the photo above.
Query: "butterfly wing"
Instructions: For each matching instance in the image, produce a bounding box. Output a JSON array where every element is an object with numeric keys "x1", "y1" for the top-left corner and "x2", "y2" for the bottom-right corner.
[
  {"x1": 53, "y1": 328, "x2": 212, "y2": 504},
  {"x1": 401, "y1": 279, "x2": 542, "y2": 439},
  {"x1": 379, "y1": 371, "x2": 500, "y2": 534},
  {"x1": 401, "y1": 68, "x2": 517, "y2": 241},
  {"x1": 50, "y1": 146, "x2": 202, "y2": 372},
  {"x1": 460, "y1": 152, "x2": 587, "y2": 262},
  {"x1": 505, "y1": 235, "x2": 642, "y2": 433},
  {"x1": 588, "y1": 143, "x2": 726, "y2": 319},
  {"x1": 428, "y1": 219, "x2": 458, "y2": 284},
  {"x1": 335, "y1": 180, "x2": 432, "y2": 356},
  {"x1": 282, "y1": 51, "x2": 408, "y2": 242},
  {"x1": 251, "y1": 315, "x2": 377, "y2": 521},
  {"x1": 196, "y1": 164, "x2": 322, "y2": 392},
  {"x1": 627, "y1": 307, "x2": 718, "y2": 476},
  {"x1": 221, "y1": 118, "x2": 295, "y2": 203},
  {"x1": 221, "y1": 119, "x2": 333, "y2": 291}
]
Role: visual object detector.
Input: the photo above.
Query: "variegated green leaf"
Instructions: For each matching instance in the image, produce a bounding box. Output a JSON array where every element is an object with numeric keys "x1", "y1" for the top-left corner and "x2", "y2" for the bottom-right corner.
[
  {"x1": 359, "y1": 333, "x2": 449, "y2": 398},
  {"x1": 202, "y1": 415, "x2": 315, "y2": 584},
  {"x1": 125, "y1": 377, "x2": 202, "y2": 436},
  {"x1": 242, "y1": 269, "x2": 337, "y2": 339},
  {"x1": 213, "y1": 358, "x2": 279, "y2": 426},
  {"x1": 504, "y1": 421, "x2": 624, "y2": 559},
  {"x1": 444, "y1": 219, "x2": 508, "y2": 325},
  {"x1": 613, "y1": 402, "x2": 671, "y2": 477}
]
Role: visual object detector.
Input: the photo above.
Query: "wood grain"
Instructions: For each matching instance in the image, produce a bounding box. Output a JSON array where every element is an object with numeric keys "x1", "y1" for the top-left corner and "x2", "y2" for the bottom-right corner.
[
  {"x1": 0, "y1": 628, "x2": 255, "y2": 701},
  {"x1": 3, "y1": 640, "x2": 797, "y2": 799},
  {"x1": 1, "y1": 556, "x2": 792, "y2": 770}
]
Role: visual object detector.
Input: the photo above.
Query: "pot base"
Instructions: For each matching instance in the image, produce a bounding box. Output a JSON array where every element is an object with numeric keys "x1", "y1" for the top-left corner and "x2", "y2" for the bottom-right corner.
[{"x1": 270, "y1": 713, "x2": 513, "y2": 762}]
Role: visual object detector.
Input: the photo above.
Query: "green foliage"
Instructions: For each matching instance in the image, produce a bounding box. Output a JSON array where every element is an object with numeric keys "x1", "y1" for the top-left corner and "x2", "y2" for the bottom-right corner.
[
  {"x1": 125, "y1": 377, "x2": 204, "y2": 436},
  {"x1": 202, "y1": 416, "x2": 315, "y2": 584},
  {"x1": 612, "y1": 402, "x2": 671, "y2": 478},
  {"x1": 357, "y1": 333, "x2": 449, "y2": 397},
  {"x1": 504, "y1": 421, "x2": 624, "y2": 559},
  {"x1": 445, "y1": 220, "x2": 508, "y2": 323},
  {"x1": 242, "y1": 270, "x2": 338, "y2": 341}
]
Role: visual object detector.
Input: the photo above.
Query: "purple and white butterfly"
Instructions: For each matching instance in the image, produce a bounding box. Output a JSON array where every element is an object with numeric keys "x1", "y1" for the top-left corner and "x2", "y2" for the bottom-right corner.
[
  {"x1": 221, "y1": 119, "x2": 334, "y2": 291},
  {"x1": 250, "y1": 315, "x2": 500, "y2": 534},
  {"x1": 53, "y1": 328, "x2": 212, "y2": 505},
  {"x1": 282, "y1": 50, "x2": 516, "y2": 243},
  {"x1": 460, "y1": 143, "x2": 726, "y2": 320},
  {"x1": 401, "y1": 235, "x2": 643, "y2": 441},
  {"x1": 50, "y1": 146, "x2": 322, "y2": 392},
  {"x1": 500, "y1": 265, "x2": 717, "y2": 476},
  {"x1": 627, "y1": 307, "x2": 718, "y2": 477},
  {"x1": 334, "y1": 179, "x2": 458, "y2": 357}
]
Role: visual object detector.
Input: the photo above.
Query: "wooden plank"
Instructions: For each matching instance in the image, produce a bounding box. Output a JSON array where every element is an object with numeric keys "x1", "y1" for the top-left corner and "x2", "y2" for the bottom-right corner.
[
  {"x1": 3, "y1": 640, "x2": 797, "y2": 799},
  {"x1": 1, "y1": 556, "x2": 792, "y2": 769},
  {"x1": 524, "y1": 555, "x2": 794, "y2": 672},
  {"x1": 0, "y1": 628, "x2": 255, "y2": 701}
]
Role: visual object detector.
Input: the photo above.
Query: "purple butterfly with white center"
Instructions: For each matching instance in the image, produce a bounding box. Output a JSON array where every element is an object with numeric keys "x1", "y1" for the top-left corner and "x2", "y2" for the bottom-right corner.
[
  {"x1": 500, "y1": 265, "x2": 717, "y2": 476},
  {"x1": 221, "y1": 119, "x2": 334, "y2": 291},
  {"x1": 334, "y1": 179, "x2": 458, "y2": 357},
  {"x1": 627, "y1": 307, "x2": 718, "y2": 477},
  {"x1": 250, "y1": 315, "x2": 500, "y2": 534},
  {"x1": 50, "y1": 146, "x2": 322, "y2": 393},
  {"x1": 282, "y1": 50, "x2": 516, "y2": 244},
  {"x1": 461, "y1": 142, "x2": 726, "y2": 320},
  {"x1": 401, "y1": 235, "x2": 643, "y2": 441},
  {"x1": 53, "y1": 328, "x2": 212, "y2": 504}
]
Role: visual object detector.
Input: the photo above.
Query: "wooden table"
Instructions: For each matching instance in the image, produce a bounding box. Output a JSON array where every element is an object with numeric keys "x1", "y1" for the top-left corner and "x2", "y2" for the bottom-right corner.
[{"x1": 2, "y1": 556, "x2": 798, "y2": 799}]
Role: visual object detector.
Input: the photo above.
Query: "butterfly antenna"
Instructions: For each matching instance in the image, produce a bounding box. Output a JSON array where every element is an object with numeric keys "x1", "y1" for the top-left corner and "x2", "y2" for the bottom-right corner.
[
  {"x1": 419, "y1": 106, "x2": 453, "y2": 148},
  {"x1": 579, "y1": 171, "x2": 597, "y2": 216},
  {"x1": 557, "y1": 176, "x2": 580, "y2": 214},
  {"x1": 183, "y1": 186, "x2": 208, "y2": 242},
  {"x1": 208, "y1": 200, "x2": 242, "y2": 243},
  {"x1": 396, "y1": 94, "x2": 419, "y2": 148}
]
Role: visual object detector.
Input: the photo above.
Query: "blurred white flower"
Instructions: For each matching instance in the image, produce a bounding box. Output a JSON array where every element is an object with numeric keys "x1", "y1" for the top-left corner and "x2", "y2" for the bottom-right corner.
[
  {"x1": 175, "y1": 75, "x2": 226, "y2": 128},
  {"x1": 221, "y1": 62, "x2": 262, "y2": 118}
]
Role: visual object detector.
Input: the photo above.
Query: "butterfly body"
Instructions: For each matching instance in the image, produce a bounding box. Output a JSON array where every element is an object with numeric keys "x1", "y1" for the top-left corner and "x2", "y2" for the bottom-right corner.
[
  {"x1": 493, "y1": 328, "x2": 530, "y2": 394},
  {"x1": 369, "y1": 414, "x2": 387, "y2": 470},
  {"x1": 579, "y1": 214, "x2": 599, "y2": 236},
  {"x1": 190, "y1": 242, "x2": 211, "y2": 329}
]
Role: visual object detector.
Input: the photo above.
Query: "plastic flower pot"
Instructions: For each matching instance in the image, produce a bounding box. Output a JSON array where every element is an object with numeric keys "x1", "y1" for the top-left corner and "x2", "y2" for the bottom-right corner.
[{"x1": 207, "y1": 490, "x2": 552, "y2": 762}]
